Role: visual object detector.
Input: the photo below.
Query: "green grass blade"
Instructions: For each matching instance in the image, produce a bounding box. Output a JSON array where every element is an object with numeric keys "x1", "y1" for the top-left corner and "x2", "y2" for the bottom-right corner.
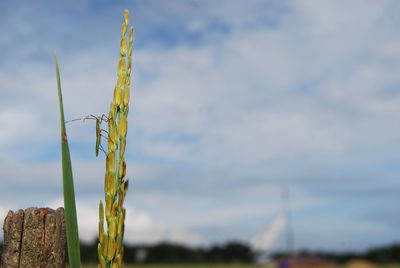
[{"x1": 54, "y1": 51, "x2": 81, "y2": 268}]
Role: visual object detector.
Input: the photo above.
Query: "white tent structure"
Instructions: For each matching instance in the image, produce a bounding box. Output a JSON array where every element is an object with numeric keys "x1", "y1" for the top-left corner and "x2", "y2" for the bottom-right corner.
[
  {"x1": 251, "y1": 213, "x2": 287, "y2": 264},
  {"x1": 251, "y1": 186, "x2": 295, "y2": 263},
  {"x1": 251, "y1": 213, "x2": 287, "y2": 252}
]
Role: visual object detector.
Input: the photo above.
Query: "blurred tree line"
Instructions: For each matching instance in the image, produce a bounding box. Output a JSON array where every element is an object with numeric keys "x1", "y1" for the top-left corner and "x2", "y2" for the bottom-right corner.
[
  {"x1": 272, "y1": 244, "x2": 400, "y2": 264},
  {"x1": 2, "y1": 241, "x2": 400, "y2": 264},
  {"x1": 80, "y1": 241, "x2": 254, "y2": 264}
]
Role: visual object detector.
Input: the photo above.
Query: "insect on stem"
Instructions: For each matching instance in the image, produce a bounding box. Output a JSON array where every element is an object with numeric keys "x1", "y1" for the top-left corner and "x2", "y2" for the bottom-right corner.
[{"x1": 64, "y1": 113, "x2": 109, "y2": 156}]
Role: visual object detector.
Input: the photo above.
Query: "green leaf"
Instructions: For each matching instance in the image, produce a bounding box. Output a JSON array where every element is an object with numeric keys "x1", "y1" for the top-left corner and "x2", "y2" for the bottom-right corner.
[{"x1": 54, "y1": 51, "x2": 81, "y2": 268}]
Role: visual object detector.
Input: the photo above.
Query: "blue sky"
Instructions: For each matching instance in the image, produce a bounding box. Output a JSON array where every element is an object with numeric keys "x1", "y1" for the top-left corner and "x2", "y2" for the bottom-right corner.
[{"x1": 1, "y1": 0, "x2": 400, "y2": 252}]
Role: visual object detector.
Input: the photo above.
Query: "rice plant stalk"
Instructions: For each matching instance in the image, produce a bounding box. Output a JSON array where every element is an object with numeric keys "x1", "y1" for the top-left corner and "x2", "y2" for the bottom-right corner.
[
  {"x1": 54, "y1": 52, "x2": 82, "y2": 268},
  {"x1": 98, "y1": 10, "x2": 133, "y2": 268}
]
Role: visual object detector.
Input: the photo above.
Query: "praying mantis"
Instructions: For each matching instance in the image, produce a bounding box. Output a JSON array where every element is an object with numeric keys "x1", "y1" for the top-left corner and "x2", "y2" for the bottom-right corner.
[{"x1": 66, "y1": 114, "x2": 109, "y2": 156}]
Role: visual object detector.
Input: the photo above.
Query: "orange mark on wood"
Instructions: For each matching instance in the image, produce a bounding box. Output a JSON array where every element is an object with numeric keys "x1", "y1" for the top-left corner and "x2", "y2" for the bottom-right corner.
[
  {"x1": 40, "y1": 209, "x2": 48, "y2": 245},
  {"x1": 39, "y1": 209, "x2": 48, "y2": 218}
]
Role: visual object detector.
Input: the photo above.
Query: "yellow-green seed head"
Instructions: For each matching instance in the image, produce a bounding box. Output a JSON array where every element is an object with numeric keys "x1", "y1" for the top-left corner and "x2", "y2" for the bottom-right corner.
[
  {"x1": 113, "y1": 254, "x2": 122, "y2": 267},
  {"x1": 127, "y1": 57, "x2": 132, "y2": 74},
  {"x1": 117, "y1": 212, "x2": 124, "y2": 235},
  {"x1": 120, "y1": 38, "x2": 127, "y2": 56},
  {"x1": 102, "y1": 234, "x2": 108, "y2": 257},
  {"x1": 98, "y1": 252, "x2": 106, "y2": 268},
  {"x1": 121, "y1": 24, "x2": 128, "y2": 38},
  {"x1": 117, "y1": 75, "x2": 125, "y2": 88},
  {"x1": 97, "y1": 243, "x2": 102, "y2": 258},
  {"x1": 113, "y1": 87, "x2": 122, "y2": 106},
  {"x1": 108, "y1": 105, "x2": 116, "y2": 122},
  {"x1": 118, "y1": 159, "x2": 126, "y2": 179},
  {"x1": 126, "y1": 73, "x2": 131, "y2": 86},
  {"x1": 107, "y1": 122, "x2": 118, "y2": 152},
  {"x1": 106, "y1": 152, "x2": 115, "y2": 173},
  {"x1": 111, "y1": 199, "x2": 119, "y2": 217},
  {"x1": 99, "y1": 200, "x2": 104, "y2": 221},
  {"x1": 105, "y1": 172, "x2": 116, "y2": 196},
  {"x1": 117, "y1": 59, "x2": 126, "y2": 79},
  {"x1": 119, "y1": 139, "x2": 126, "y2": 158},
  {"x1": 107, "y1": 237, "x2": 117, "y2": 260},
  {"x1": 109, "y1": 218, "x2": 117, "y2": 239},
  {"x1": 116, "y1": 235, "x2": 123, "y2": 255},
  {"x1": 129, "y1": 27, "x2": 134, "y2": 44},
  {"x1": 119, "y1": 115, "x2": 127, "y2": 138},
  {"x1": 105, "y1": 194, "x2": 113, "y2": 218},
  {"x1": 112, "y1": 121, "x2": 119, "y2": 139},
  {"x1": 124, "y1": 10, "x2": 129, "y2": 25},
  {"x1": 99, "y1": 9, "x2": 133, "y2": 267},
  {"x1": 123, "y1": 87, "x2": 130, "y2": 108},
  {"x1": 99, "y1": 222, "x2": 104, "y2": 240}
]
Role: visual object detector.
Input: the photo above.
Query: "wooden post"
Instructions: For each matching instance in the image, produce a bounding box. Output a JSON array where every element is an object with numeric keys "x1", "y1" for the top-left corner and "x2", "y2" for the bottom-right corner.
[{"x1": 1, "y1": 207, "x2": 66, "y2": 268}]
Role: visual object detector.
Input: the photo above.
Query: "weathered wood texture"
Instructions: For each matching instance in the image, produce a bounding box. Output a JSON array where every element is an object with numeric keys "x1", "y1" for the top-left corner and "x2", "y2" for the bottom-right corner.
[{"x1": 1, "y1": 207, "x2": 66, "y2": 268}]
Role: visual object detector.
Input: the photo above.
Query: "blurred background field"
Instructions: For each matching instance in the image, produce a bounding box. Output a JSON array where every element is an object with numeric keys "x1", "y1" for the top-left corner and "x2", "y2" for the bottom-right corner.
[
  {"x1": 82, "y1": 265, "x2": 263, "y2": 268},
  {"x1": 80, "y1": 265, "x2": 400, "y2": 268}
]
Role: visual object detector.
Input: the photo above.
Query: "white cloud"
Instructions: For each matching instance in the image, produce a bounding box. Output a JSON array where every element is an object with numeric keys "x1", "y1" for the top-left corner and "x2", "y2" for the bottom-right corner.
[
  {"x1": 0, "y1": 108, "x2": 37, "y2": 145},
  {"x1": 46, "y1": 198, "x2": 203, "y2": 246}
]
